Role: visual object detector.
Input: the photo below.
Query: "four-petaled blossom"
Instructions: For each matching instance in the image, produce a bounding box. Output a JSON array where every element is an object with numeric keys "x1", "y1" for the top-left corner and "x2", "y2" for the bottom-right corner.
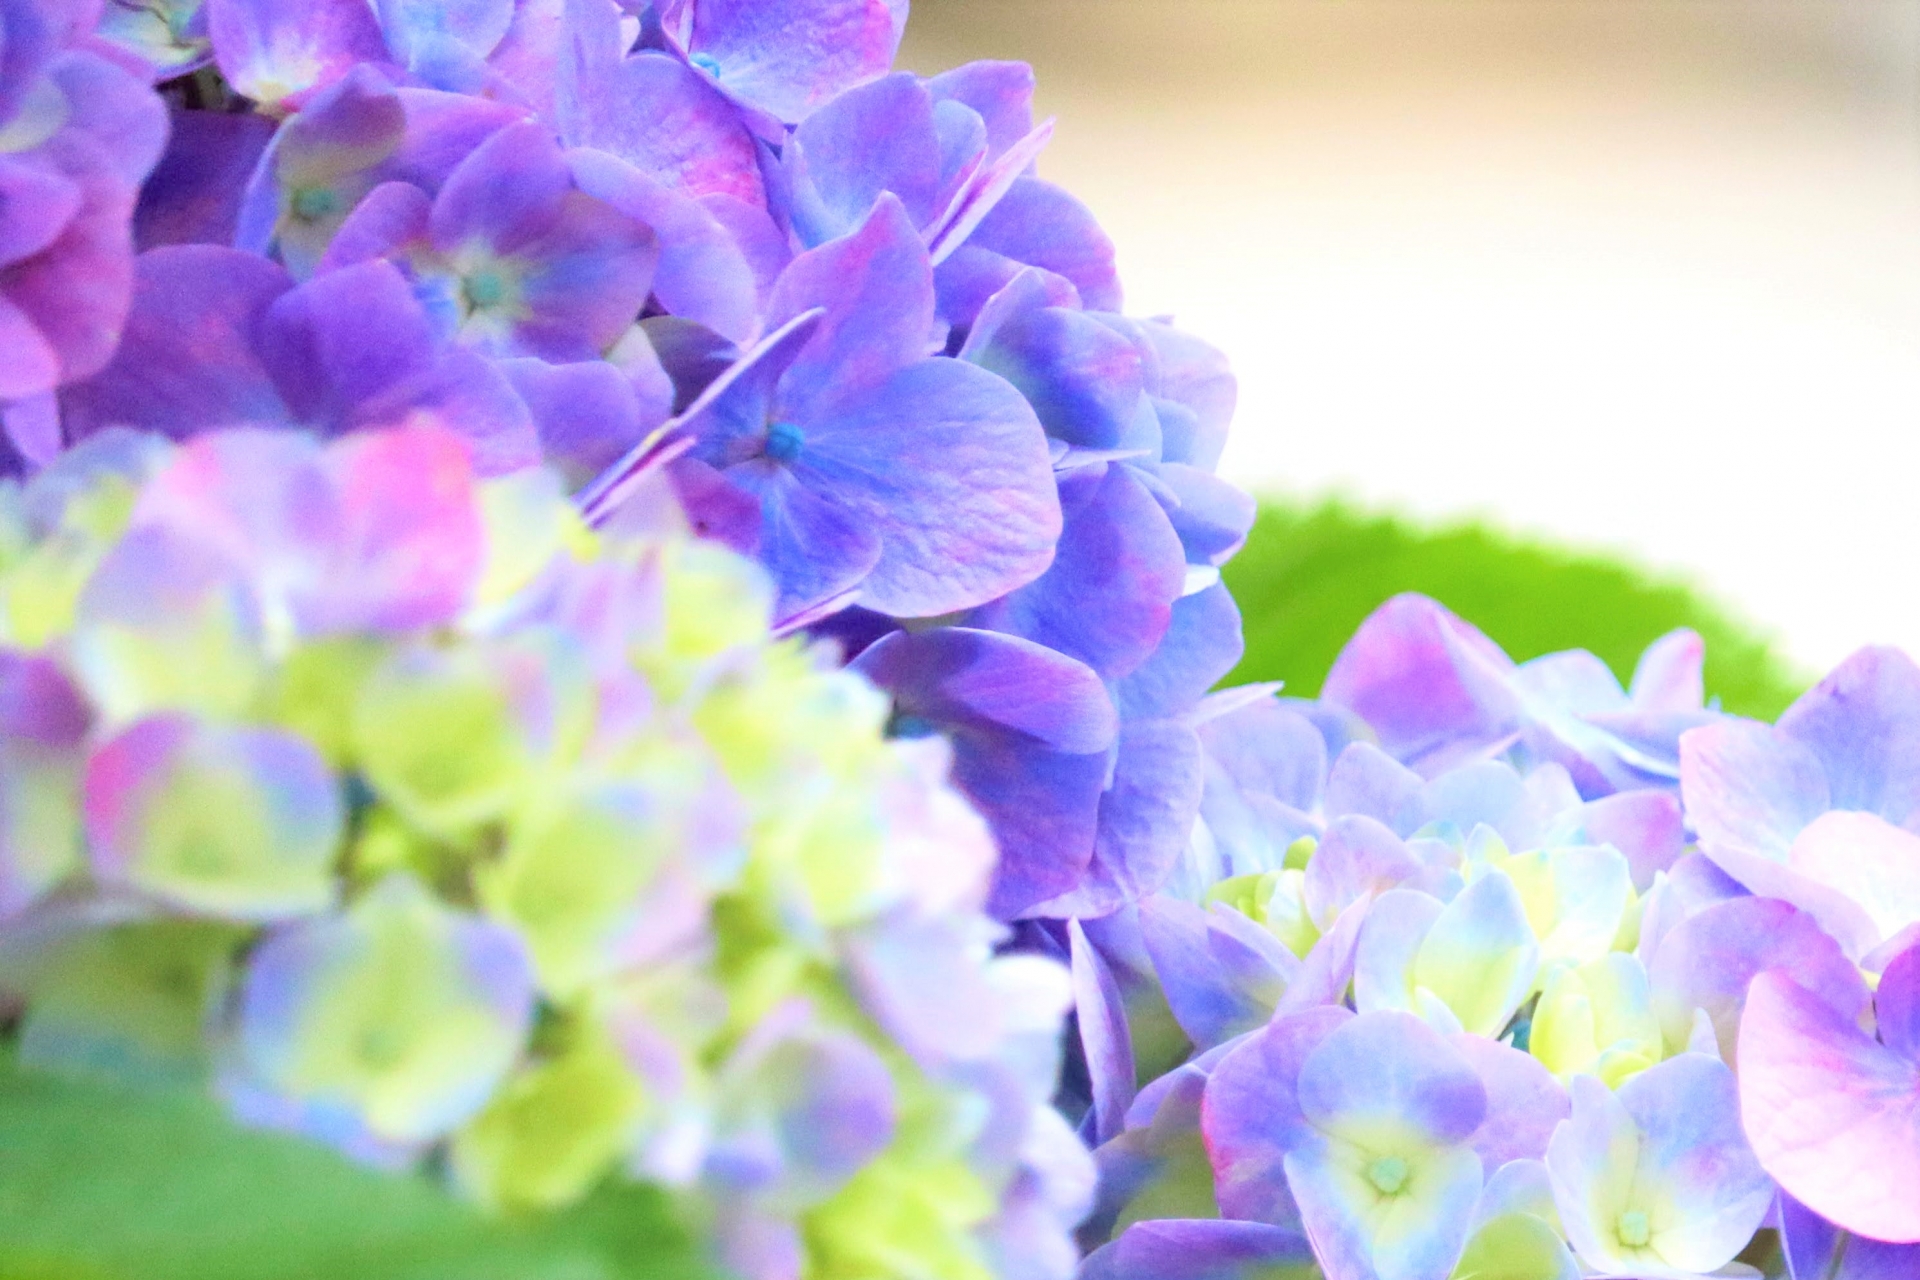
[{"x1": 1545, "y1": 1053, "x2": 1772, "y2": 1278}]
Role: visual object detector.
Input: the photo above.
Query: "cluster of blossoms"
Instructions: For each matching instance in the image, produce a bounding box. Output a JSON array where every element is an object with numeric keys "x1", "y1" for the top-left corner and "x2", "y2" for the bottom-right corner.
[
  {"x1": 6, "y1": 0, "x2": 1248, "y2": 932},
  {"x1": 7, "y1": 1, "x2": 1919, "y2": 1279},
  {"x1": 0, "y1": 425, "x2": 1091, "y2": 1279},
  {"x1": 1061, "y1": 594, "x2": 1920, "y2": 1280}
]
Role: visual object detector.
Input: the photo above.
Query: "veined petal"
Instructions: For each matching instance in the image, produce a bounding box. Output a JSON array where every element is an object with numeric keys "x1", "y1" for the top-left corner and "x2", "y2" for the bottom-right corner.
[{"x1": 1740, "y1": 970, "x2": 1920, "y2": 1244}]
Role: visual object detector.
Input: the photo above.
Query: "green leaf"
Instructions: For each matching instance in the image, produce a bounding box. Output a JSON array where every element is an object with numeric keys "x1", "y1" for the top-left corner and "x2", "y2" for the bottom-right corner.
[
  {"x1": 1225, "y1": 497, "x2": 1806, "y2": 720},
  {"x1": 0, "y1": 1057, "x2": 722, "y2": 1280}
]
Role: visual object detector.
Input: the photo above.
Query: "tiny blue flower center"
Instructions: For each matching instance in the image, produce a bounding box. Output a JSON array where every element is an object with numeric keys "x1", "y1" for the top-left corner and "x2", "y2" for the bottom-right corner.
[
  {"x1": 1366, "y1": 1156, "x2": 1409, "y2": 1197},
  {"x1": 290, "y1": 186, "x2": 339, "y2": 222},
  {"x1": 690, "y1": 52, "x2": 723, "y2": 78},
  {"x1": 1617, "y1": 1209, "x2": 1651, "y2": 1248},
  {"x1": 764, "y1": 421, "x2": 806, "y2": 464},
  {"x1": 463, "y1": 267, "x2": 512, "y2": 311},
  {"x1": 888, "y1": 712, "x2": 939, "y2": 740}
]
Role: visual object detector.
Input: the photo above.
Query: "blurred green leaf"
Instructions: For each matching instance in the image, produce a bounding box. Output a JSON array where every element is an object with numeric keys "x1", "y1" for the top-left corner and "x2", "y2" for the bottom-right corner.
[
  {"x1": 0, "y1": 1057, "x2": 720, "y2": 1280},
  {"x1": 1225, "y1": 497, "x2": 1806, "y2": 720}
]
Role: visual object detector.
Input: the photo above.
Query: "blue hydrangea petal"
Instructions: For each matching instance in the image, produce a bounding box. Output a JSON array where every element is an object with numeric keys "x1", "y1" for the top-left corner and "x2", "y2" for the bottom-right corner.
[
  {"x1": 784, "y1": 72, "x2": 941, "y2": 248},
  {"x1": 969, "y1": 462, "x2": 1187, "y2": 681},
  {"x1": 669, "y1": 0, "x2": 906, "y2": 126},
  {"x1": 60, "y1": 246, "x2": 294, "y2": 441},
  {"x1": 1080, "y1": 1220, "x2": 1315, "y2": 1280},
  {"x1": 564, "y1": 49, "x2": 765, "y2": 205},
  {"x1": 1778, "y1": 645, "x2": 1920, "y2": 821},
  {"x1": 1113, "y1": 582, "x2": 1244, "y2": 722}
]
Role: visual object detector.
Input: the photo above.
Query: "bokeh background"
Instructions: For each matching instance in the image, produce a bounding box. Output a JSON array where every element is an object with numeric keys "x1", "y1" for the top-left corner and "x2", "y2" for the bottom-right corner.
[{"x1": 901, "y1": 0, "x2": 1920, "y2": 704}]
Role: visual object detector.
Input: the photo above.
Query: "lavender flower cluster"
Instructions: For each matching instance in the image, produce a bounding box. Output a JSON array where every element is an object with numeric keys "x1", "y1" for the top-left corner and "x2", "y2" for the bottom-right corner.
[
  {"x1": 7, "y1": 0, "x2": 1249, "y2": 929},
  {"x1": 0, "y1": 425, "x2": 1090, "y2": 1280},
  {"x1": 4, "y1": 1, "x2": 1919, "y2": 1279},
  {"x1": 1066, "y1": 594, "x2": 1920, "y2": 1280}
]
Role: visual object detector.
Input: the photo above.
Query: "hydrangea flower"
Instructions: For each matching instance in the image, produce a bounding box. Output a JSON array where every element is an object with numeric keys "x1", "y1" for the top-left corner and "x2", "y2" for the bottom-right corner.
[
  {"x1": 0, "y1": 424, "x2": 1089, "y2": 1280},
  {"x1": 1681, "y1": 646, "x2": 1920, "y2": 965},
  {"x1": 1739, "y1": 943, "x2": 1920, "y2": 1244},
  {"x1": 1, "y1": 0, "x2": 168, "y2": 467},
  {"x1": 6, "y1": 0, "x2": 1259, "y2": 946},
  {"x1": 1546, "y1": 1054, "x2": 1772, "y2": 1278},
  {"x1": 1064, "y1": 605, "x2": 1920, "y2": 1280}
]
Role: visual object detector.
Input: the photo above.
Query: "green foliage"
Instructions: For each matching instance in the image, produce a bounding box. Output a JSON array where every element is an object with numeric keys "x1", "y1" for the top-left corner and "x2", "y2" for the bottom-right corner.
[
  {"x1": 1225, "y1": 497, "x2": 1806, "y2": 721},
  {"x1": 0, "y1": 1057, "x2": 719, "y2": 1280}
]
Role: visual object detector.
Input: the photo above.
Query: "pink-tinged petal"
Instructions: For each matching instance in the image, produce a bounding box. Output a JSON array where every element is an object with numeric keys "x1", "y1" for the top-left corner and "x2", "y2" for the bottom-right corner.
[
  {"x1": 0, "y1": 294, "x2": 59, "y2": 400},
  {"x1": 0, "y1": 157, "x2": 81, "y2": 269},
  {"x1": 1631, "y1": 629, "x2": 1706, "y2": 712},
  {"x1": 1679, "y1": 718, "x2": 1830, "y2": 865},
  {"x1": 1740, "y1": 971, "x2": 1920, "y2": 1244},
  {"x1": 1571, "y1": 789, "x2": 1686, "y2": 891},
  {"x1": 2, "y1": 151, "x2": 140, "y2": 392},
  {"x1": 207, "y1": 0, "x2": 388, "y2": 107},
  {"x1": 320, "y1": 426, "x2": 486, "y2": 631},
  {"x1": 1786, "y1": 809, "x2": 1920, "y2": 953},
  {"x1": 1322, "y1": 594, "x2": 1521, "y2": 777},
  {"x1": 58, "y1": 245, "x2": 292, "y2": 439},
  {"x1": 1648, "y1": 895, "x2": 1869, "y2": 1066},
  {"x1": 1779, "y1": 645, "x2": 1920, "y2": 823},
  {"x1": 566, "y1": 50, "x2": 764, "y2": 205},
  {"x1": 1201, "y1": 1005, "x2": 1353, "y2": 1227},
  {"x1": 681, "y1": 0, "x2": 906, "y2": 125},
  {"x1": 84, "y1": 714, "x2": 343, "y2": 921},
  {"x1": 1451, "y1": 1035, "x2": 1568, "y2": 1170}
]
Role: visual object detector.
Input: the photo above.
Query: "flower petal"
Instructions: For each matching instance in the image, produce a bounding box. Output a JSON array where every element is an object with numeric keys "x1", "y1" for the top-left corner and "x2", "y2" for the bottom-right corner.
[{"x1": 1740, "y1": 970, "x2": 1920, "y2": 1244}]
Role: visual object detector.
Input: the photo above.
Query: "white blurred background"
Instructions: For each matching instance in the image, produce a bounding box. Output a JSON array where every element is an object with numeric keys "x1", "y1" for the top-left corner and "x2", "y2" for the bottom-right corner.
[{"x1": 901, "y1": 0, "x2": 1920, "y2": 673}]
